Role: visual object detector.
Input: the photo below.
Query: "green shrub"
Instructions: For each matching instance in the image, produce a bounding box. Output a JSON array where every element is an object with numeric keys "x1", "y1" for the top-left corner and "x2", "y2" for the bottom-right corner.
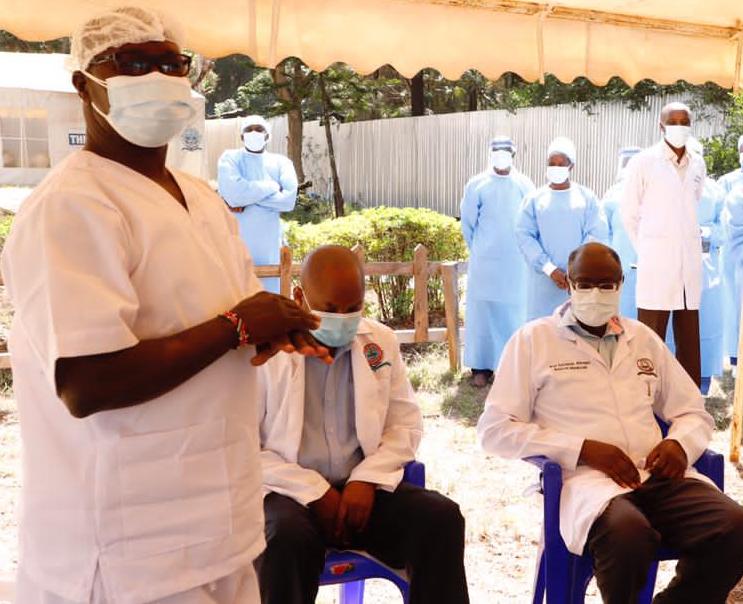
[
  {"x1": 702, "y1": 92, "x2": 743, "y2": 178},
  {"x1": 285, "y1": 206, "x2": 466, "y2": 324},
  {"x1": 282, "y1": 192, "x2": 335, "y2": 225},
  {"x1": 0, "y1": 214, "x2": 14, "y2": 250}
]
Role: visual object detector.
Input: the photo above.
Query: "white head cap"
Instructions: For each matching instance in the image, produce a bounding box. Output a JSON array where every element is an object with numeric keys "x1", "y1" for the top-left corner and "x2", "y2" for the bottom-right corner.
[
  {"x1": 548, "y1": 136, "x2": 577, "y2": 165},
  {"x1": 67, "y1": 6, "x2": 186, "y2": 72},
  {"x1": 242, "y1": 115, "x2": 272, "y2": 139},
  {"x1": 738, "y1": 134, "x2": 743, "y2": 152}
]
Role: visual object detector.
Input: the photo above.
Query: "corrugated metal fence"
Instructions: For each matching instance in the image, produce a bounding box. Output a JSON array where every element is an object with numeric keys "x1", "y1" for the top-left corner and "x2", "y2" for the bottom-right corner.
[{"x1": 206, "y1": 96, "x2": 727, "y2": 216}]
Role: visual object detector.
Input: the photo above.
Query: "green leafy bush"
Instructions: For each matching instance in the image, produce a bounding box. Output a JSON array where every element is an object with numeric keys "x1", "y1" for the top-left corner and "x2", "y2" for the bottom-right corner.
[
  {"x1": 282, "y1": 192, "x2": 335, "y2": 224},
  {"x1": 702, "y1": 92, "x2": 743, "y2": 179},
  {"x1": 0, "y1": 214, "x2": 14, "y2": 250},
  {"x1": 285, "y1": 207, "x2": 466, "y2": 325}
]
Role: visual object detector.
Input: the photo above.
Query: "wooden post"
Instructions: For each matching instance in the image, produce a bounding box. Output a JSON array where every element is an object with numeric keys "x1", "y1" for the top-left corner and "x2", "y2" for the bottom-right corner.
[
  {"x1": 279, "y1": 246, "x2": 293, "y2": 299},
  {"x1": 413, "y1": 244, "x2": 429, "y2": 343},
  {"x1": 731, "y1": 302, "x2": 743, "y2": 462},
  {"x1": 441, "y1": 263, "x2": 460, "y2": 372},
  {"x1": 351, "y1": 243, "x2": 365, "y2": 266}
]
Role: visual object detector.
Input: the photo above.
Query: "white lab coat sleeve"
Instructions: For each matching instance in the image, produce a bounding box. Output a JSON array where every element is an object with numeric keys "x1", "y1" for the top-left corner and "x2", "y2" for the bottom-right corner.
[
  {"x1": 477, "y1": 328, "x2": 585, "y2": 469},
  {"x1": 256, "y1": 366, "x2": 331, "y2": 506},
  {"x1": 583, "y1": 189, "x2": 609, "y2": 244},
  {"x1": 652, "y1": 342, "x2": 714, "y2": 466},
  {"x1": 348, "y1": 344, "x2": 423, "y2": 491},
  {"x1": 620, "y1": 156, "x2": 644, "y2": 247},
  {"x1": 2, "y1": 191, "x2": 140, "y2": 386},
  {"x1": 257, "y1": 156, "x2": 299, "y2": 212},
  {"x1": 217, "y1": 152, "x2": 279, "y2": 208},
  {"x1": 460, "y1": 178, "x2": 480, "y2": 249},
  {"x1": 516, "y1": 194, "x2": 554, "y2": 273}
]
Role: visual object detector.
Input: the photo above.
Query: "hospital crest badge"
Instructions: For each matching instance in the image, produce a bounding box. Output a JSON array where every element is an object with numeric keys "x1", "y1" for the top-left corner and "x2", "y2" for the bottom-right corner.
[
  {"x1": 636, "y1": 358, "x2": 657, "y2": 377},
  {"x1": 364, "y1": 343, "x2": 391, "y2": 371},
  {"x1": 181, "y1": 127, "x2": 203, "y2": 151}
]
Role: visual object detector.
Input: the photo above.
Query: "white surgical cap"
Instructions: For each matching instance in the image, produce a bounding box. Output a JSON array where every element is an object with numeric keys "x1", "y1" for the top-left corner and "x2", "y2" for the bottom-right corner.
[
  {"x1": 687, "y1": 137, "x2": 703, "y2": 156},
  {"x1": 242, "y1": 115, "x2": 272, "y2": 139},
  {"x1": 738, "y1": 134, "x2": 743, "y2": 151},
  {"x1": 548, "y1": 137, "x2": 576, "y2": 165},
  {"x1": 490, "y1": 136, "x2": 515, "y2": 153},
  {"x1": 67, "y1": 6, "x2": 186, "y2": 72}
]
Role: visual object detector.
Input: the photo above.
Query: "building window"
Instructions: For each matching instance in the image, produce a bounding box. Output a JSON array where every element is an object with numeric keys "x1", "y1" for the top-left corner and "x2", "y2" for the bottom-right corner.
[{"x1": 0, "y1": 108, "x2": 50, "y2": 169}]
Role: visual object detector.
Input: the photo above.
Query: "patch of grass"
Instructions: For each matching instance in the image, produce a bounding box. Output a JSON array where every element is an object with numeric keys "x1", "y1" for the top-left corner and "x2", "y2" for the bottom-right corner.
[
  {"x1": 0, "y1": 370, "x2": 11, "y2": 398},
  {"x1": 403, "y1": 343, "x2": 460, "y2": 392},
  {"x1": 441, "y1": 377, "x2": 488, "y2": 426}
]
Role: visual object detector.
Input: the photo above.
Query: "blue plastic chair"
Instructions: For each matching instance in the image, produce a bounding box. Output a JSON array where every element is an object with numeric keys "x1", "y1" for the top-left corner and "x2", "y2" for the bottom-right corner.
[
  {"x1": 318, "y1": 461, "x2": 426, "y2": 604},
  {"x1": 525, "y1": 419, "x2": 724, "y2": 604}
]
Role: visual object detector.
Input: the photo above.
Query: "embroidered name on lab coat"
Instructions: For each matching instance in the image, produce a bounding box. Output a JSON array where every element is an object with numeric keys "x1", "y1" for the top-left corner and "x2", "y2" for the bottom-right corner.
[{"x1": 549, "y1": 361, "x2": 590, "y2": 371}]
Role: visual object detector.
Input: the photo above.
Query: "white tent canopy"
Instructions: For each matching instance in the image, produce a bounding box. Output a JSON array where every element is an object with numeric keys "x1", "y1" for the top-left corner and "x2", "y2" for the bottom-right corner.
[{"x1": 2, "y1": 0, "x2": 743, "y2": 89}]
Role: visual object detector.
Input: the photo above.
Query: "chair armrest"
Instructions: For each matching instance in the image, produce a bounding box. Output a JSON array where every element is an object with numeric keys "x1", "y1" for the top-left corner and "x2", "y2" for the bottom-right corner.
[
  {"x1": 402, "y1": 460, "x2": 425, "y2": 488},
  {"x1": 692, "y1": 449, "x2": 724, "y2": 491}
]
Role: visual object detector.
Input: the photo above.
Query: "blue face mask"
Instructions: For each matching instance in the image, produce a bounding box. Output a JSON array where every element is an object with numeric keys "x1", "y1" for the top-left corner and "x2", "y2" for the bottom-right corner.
[{"x1": 310, "y1": 309, "x2": 362, "y2": 348}]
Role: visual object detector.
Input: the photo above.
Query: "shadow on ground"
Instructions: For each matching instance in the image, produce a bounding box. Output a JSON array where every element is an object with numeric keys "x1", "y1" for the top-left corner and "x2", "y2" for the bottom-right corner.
[{"x1": 441, "y1": 374, "x2": 490, "y2": 426}]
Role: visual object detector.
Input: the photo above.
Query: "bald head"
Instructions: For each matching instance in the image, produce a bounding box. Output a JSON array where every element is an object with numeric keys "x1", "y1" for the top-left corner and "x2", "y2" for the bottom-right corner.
[
  {"x1": 567, "y1": 242, "x2": 623, "y2": 286},
  {"x1": 295, "y1": 245, "x2": 365, "y2": 314},
  {"x1": 660, "y1": 102, "x2": 692, "y2": 126}
]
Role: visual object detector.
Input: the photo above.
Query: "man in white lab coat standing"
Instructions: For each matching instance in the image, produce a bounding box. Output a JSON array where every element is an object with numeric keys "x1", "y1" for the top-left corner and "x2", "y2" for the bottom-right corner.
[
  {"x1": 621, "y1": 102, "x2": 706, "y2": 387},
  {"x1": 478, "y1": 242, "x2": 743, "y2": 604},
  {"x1": 2, "y1": 7, "x2": 330, "y2": 604},
  {"x1": 257, "y1": 245, "x2": 469, "y2": 604}
]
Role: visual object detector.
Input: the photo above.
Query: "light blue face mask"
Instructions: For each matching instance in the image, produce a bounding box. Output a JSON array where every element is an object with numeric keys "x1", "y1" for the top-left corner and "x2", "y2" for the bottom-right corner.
[{"x1": 310, "y1": 309, "x2": 362, "y2": 348}]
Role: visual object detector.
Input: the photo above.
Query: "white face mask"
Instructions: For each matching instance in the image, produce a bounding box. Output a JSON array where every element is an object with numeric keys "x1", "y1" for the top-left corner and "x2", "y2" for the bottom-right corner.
[
  {"x1": 84, "y1": 71, "x2": 196, "y2": 148},
  {"x1": 546, "y1": 165, "x2": 570, "y2": 185},
  {"x1": 243, "y1": 130, "x2": 268, "y2": 153},
  {"x1": 570, "y1": 286, "x2": 621, "y2": 327},
  {"x1": 663, "y1": 125, "x2": 691, "y2": 149},
  {"x1": 490, "y1": 150, "x2": 513, "y2": 172}
]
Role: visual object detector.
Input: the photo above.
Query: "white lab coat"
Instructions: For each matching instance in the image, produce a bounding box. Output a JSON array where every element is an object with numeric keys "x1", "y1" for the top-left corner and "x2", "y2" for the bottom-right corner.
[
  {"x1": 258, "y1": 318, "x2": 423, "y2": 505},
  {"x1": 2, "y1": 151, "x2": 265, "y2": 604},
  {"x1": 477, "y1": 303, "x2": 714, "y2": 554},
  {"x1": 620, "y1": 142, "x2": 705, "y2": 310}
]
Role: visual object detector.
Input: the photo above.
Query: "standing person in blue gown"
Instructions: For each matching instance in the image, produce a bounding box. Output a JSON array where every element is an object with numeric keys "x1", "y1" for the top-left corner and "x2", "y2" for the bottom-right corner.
[
  {"x1": 601, "y1": 146, "x2": 642, "y2": 320},
  {"x1": 516, "y1": 136, "x2": 607, "y2": 321},
  {"x1": 460, "y1": 136, "x2": 535, "y2": 387},
  {"x1": 218, "y1": 115, "x2": 298, "y2": 292}
]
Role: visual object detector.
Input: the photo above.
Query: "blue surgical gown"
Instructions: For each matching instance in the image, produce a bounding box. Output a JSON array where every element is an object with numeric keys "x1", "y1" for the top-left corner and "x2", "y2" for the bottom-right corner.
[
  {"x1": 460, "y1": 169, "x2": 535, "y2": 369},
  {"x1": 601, "y1": 180, "x2": 637, "y2": 320},
  {"x1": 719, "y1": 169, "x2": 743, "y2": 358},
  {"x1": 217, "y1": 149, "x2": 298, "y2": 292},
  {"x1": 725, "y1": 186, "x2": 743, "y2": 360},
  {"x1": 516, "y1": 184, "x2": 608, "y2": 321}
]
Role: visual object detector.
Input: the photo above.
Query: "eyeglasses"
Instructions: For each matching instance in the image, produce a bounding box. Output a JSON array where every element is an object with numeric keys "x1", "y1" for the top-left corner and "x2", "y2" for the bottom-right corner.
[
  {"x1": 88, "y1": 52, "x2": 192, "y2": 77},
  {"x1": 570, "y1": 281, "x2": 620, "y2": 292}
]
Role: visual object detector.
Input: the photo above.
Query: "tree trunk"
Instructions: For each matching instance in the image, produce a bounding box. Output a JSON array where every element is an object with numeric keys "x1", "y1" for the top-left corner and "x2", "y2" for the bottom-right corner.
[
  {"x1": 468, "y1": 84, "x2": 479, "y2": 112},
  {"x1": 410, "y1": 71, "x2": 425, "y2": 116},
  {"x1": 318, "y1": 74, "x2": 345, "y2": 218},
  {"x1": 272, "y1": 62, "x2": 306, "y2": 183}
]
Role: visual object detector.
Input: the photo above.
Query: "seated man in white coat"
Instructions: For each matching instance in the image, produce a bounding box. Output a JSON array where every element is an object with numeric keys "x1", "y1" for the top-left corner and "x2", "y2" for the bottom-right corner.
[
  {"x1": 257, "y1": 245, "x2": 469, "y2": 604},
  {"x1": 477, "y1": 242, "x2": 743, "y2": 604}
]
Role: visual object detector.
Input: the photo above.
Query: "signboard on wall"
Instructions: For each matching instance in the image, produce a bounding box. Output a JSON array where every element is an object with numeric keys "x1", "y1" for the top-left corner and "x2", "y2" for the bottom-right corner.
[{"x1": 67, "y1": 132, "x2": 85, "y2": 146}]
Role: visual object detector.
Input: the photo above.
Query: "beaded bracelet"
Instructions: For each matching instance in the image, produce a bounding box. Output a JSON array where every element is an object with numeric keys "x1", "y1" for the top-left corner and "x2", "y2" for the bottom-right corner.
[{"x1": 219, "y1": 311, "x2": 250, "y2": 348}]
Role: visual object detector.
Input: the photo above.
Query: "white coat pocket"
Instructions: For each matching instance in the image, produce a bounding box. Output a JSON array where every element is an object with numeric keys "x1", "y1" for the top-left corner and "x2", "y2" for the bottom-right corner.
[{"x1": 114, "y1": 418, "x2": 232, "y2": 560}]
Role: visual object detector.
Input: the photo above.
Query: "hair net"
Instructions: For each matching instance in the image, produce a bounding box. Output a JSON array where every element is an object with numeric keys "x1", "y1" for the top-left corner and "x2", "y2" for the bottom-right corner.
[
  {"x1": 67, "y1": 6, "x2": 186, "y2": 72},
  {"x1": 547, "y1": 136, "x2": 576, "y2": 165},
  {"x1": 241, "y1": 115, "x2": 272, "y2": 139},
  {"x1": 490, "y1": 136, "x2": 515, "y2": 153}
]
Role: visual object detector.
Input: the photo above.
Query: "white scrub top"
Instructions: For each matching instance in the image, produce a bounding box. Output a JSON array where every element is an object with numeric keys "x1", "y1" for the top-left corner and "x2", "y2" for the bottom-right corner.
[{"x1": 2, "y1": 150, "x2": 265, "y2": 604}]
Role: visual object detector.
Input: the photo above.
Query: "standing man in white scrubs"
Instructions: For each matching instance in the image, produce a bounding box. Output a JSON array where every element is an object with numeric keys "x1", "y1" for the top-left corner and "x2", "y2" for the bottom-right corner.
[
  {"x1": 460, "y1": 136, "x2": 535, "y2": 387},
  {"x1": 1, "y1": 7, "x2": 329, "y2": 604},
  {"x1": 516, "y1": 136, "x2": 607, "y2": 320},
  {"x1": 478, "y1": 242, "x2": 743, "y2": 604},
  {"x1": 621, "y1": 102, "x2": 706, "y2": 387},
  {"x1": 218, "y1": 116, "x2": 298, "y2": 293}
]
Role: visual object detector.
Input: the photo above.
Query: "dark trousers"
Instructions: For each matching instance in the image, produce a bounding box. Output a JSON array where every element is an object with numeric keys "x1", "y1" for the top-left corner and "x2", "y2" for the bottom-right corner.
[
  {"x1": 637, "y1": 307, "x2": 701, "y2": 387},
  {"x1": 586, "y1": 476, "x2": 743, "y2": 604},
  {"x1": 256, "y1": 483, "x2": 469, "y2": 604}
]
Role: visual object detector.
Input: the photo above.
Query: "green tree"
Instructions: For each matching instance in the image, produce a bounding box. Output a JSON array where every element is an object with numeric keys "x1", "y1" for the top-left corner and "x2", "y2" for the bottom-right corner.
[{"x1": 702, "y1": 92, "x2": 743, "y2": 178}]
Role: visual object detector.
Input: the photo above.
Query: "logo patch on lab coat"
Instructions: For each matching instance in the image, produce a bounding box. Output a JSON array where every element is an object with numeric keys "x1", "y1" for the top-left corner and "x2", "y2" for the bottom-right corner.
[
  {"x1": 637, "y1": 357, "x2": 657, "y2": 377},
  {"x1": 364, "y1": 343, "x2": 391, "y2": 371}
]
